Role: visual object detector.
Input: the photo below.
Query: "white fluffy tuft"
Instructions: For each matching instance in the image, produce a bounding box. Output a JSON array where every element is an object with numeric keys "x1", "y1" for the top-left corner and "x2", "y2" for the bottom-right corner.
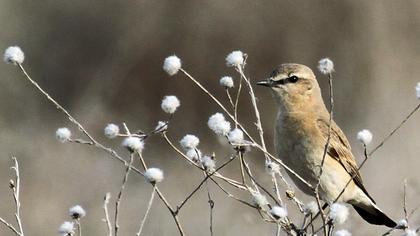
[
  {"x1": 161, "y1": 95, "x2": 180, "y2": 114},
  {"x1": 318, "y1": 58, "x2": 334, "y2": 75},
  {"x1": 4, "y1": 46, "x2": 24, "y2": 65},
  {"x1": 122, "y1": 136, "x2": 144, "y2": 153},
  {"x1": 225, "y1": 50, "x2": 244, "y2": 67},
  {"x1": 357, "y1": 129, "x2": 373, "y2": 145},
  {"x1": 144, "y1": 168, "x2": 164, "y2": 183},
  {"x1": 69, "y1": 205, "x2": 86, "y2": 219},
  {"x1": 207, "y1": 113, "x2": 231, "y2": 136},
  {"x1": 219, "y1": 76, "x2": 234, "y2": 88},
  {"x1": 201, "y1": 155, "x2": 216, "y2": 172},
  {"x1": 416, "y1": 82, "x2": 420, "y2": 99},
  {"x1": 265, "y1": 160, "x2": 280, "y2": 175},
  {"x1": 329, "y1": 203, "x2": 349, "y2": 225},
  {"x1": 186, "y1": 149, "x2": 201, "y2": 162},
  {"x1": 227, "y1": 128, "x2": 244, "y2": 144},
  {"x1": 251, "y1": 192, "x2": 269, "y2": 208},
  {"x1": 56, "y1": 127, "x2": 72, "y2": 143},
  {"x1": 404, "y1": 229, "x2": 418, "y2": 236},
  {"x1": 58, "y1": 221, "x2": 75, "y2": 236},
  {"x1": 270, "y1": 206, "x2": 288, "y2": 219},
  {"x1": 179, "y1": 134, "x2": 200, "y2": 150},
  {"x1": 304, "y1": 201, "x2": 319, "y2": 215},
  {"x1": 163, "y1": 55, "x2": 181, "y2": 76},
  {"x1": 334, "y1": 229, "x2": 352, "y2": 236},
  {"x1": 155, "y1": 121, "x2": 168, "y2": 132},
  {"x1": 104, "y1": 123, "x2": 119, "y2": 139}
]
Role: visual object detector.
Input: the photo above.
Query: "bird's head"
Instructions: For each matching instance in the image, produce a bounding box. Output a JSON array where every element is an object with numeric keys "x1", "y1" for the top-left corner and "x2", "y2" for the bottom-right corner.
[{"x1": 257, "y1": 63, "x2": 325, "y2": 113}]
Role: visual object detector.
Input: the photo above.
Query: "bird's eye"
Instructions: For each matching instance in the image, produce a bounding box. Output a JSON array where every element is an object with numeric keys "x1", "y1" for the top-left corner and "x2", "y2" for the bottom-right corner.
[{"x1": 288, "y1": 76, "x2": 299, "y2": 83}]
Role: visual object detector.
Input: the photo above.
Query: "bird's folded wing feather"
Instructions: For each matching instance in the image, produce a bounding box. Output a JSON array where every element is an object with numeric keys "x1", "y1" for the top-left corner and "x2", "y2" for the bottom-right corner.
[{"x1": 316, "y1": 118, "x2": 375, "y2": 202}]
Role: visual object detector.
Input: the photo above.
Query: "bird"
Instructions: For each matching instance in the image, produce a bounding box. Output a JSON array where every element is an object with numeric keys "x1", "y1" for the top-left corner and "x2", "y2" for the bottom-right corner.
[{"x1": 256, "y1": 63, "x2": 396, "y2": 228}]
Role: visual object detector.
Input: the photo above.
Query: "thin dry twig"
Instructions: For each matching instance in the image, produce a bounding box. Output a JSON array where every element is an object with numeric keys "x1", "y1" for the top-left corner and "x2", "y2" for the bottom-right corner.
[
  {"x1": 114, "y1": 153, "x2": 135, "y2": 236},
  {"x1": 103, "y1": 193, "x2": 113, "y2": 236},
  {"x1": 136, "y1": 187, "x2": 156, "y2": 236}
]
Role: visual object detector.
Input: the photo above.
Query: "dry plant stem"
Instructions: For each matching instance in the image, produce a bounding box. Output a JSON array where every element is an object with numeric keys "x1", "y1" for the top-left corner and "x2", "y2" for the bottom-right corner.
[
  {"x1": 136, "y1": 153, "x2": 185, "y2": 236},
  {"x1": 10, "y1": 157, "x2": 24, "y2": 236},
  {"x1": 162, "y1": 133, "x2": 245, "y2": 190},
  {"x1": 404, "y1": 179, "x2": 408, "y2": 221},
  {"x1": 114, "y1": 153, "x2": 135, "y2": 236},
  {"x1": 333, "y1": 103, "x2": 420, "y2": 205},
  {"x1": 180, "y1": 68, "x2": 310, "y2": 189},
  {"x1": 234, "y1": 75, "x2": 243, "y2": 129},
  {"x1": 136, "y1": 187, "x2": 156, "y2": 236},
  {"x1": 76, "y1": 220, "x2": 82, "y2": 236},
  {"x1": 0, "y1": 218, "x2": 20, "y2": 236},
  {"x1": 205, "y1": 181, "x2": 214, "y2": 236},
  {"x1": 313, "y1": 73, "x2": 334, "y2": 236},
  {"x1": 17, "y1": 64, "x2": 146, "y2": 178},
  {"x1": 225, "y1": 89, "x2": 235, "y2": 110},
  {"x1": 236, "y1": 66, "x2": 270, "y2": 162},
  {"x1": 176, "y1": 156, "x2": 237, "y2": 212},
  {"x1": 103, "y1": 193, "x2": 113, "y2": 236},
  {"x1": 369, "y1": 102, "x2": 420, "y2": 155}
]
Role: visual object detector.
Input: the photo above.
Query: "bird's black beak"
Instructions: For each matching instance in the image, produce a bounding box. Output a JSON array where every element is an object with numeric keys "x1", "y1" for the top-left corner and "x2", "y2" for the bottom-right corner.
[{"x1": 256, "y1": 79, "x2": 272, "y2": 87}]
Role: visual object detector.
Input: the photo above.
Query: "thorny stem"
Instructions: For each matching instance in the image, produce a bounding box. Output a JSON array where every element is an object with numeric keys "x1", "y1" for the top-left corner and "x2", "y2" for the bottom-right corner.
[
  {"x1": 114, "y1": 153, "x2": 135, "y2": 236},
  {"x1": 136, "y1": 187, "x2": 156, "y2": 236}
]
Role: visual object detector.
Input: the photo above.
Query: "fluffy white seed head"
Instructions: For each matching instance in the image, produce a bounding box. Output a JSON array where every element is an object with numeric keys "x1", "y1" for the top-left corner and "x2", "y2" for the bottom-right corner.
[
  {"x1": 58, "y1": 221, "x2": 75, "y2": 236},
  {"x1": 251, "y1": 192, "x2": 269, "y2": 208},
  {"x1": 208, "y1": 113, "x2": 231, "y2": 136},
  {"x1": 122, "y1": 136, "x2": 144, "y2": 153},
  {"x1": 404, "y1": 229, "x2": 418, "y2": 236},
  {"x1": 186, "y1": 149, "x2": 201, "y2": 162},
  {"x1": 104, "y1": 123, "x2": 119, "y2": 139},
  {"x1": 163, "y1": 55, "x2": 181, "y2": 76},
  {"x1": 329, "y1": 203, "x2": 349, "y2": 225},
  {"x1": 56, "y1": 127, "x2": 71, "y2": 143},
  {"x1": 161, "y1": 95, "x2": 180, "y2": 114},
  {"x1": 270, "y1": 206, "x2": 288, "y2": 219},
  {"x1": 69, "y1": 205, "x2": 86, "y2": 219},
  {"x1": 155, "y1": 121, "x2": 168, "y2": 132},
  {"x1": 304, "y1": 201, "x2": 319, "y2": 215},
  {"x1": 416, "y1": 82, "x2": 420, "y2": 99},
  {"x1": 179, "y1": 134, "x2": 200, "y2": 150},
  {"x1": 201, "y1": 155, "x2": 216, "y2": 172},
  {"x1": 4, "y1": 46, "x2": 24, "y2": 65},
  {"x1": 219, "y1": 76, "x2": 234, "y2": 88},
  {"x1": 398, "y1": 219, "x2": 408, "y2": 228},
  {"x1": 227, "y1": 128, "x2": 244, "y2": 144},
  {"x1": 265, "y1": 160, "x2": 280, "y2": 175},
  {"x1": 145, "y1": 168, "x2": 164, "y2": 183},
  {"x1": 225, "y1": 50, "x2": 244, "y2": 67},
  {"x1": 334, "y1": 229, "x2": 351, "y2": 236},
  {"x1": 318, "y1": 58, "x2": 334, "y2": 75},
  {"x1": 357, "y1": 129, "x2": 373, "y2": 146}
]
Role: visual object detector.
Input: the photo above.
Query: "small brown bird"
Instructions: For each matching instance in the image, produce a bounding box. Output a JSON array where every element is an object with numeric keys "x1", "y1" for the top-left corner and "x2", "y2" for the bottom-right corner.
[{"x1": 257, "y1": 63, "x2": 396, "y2": 227}]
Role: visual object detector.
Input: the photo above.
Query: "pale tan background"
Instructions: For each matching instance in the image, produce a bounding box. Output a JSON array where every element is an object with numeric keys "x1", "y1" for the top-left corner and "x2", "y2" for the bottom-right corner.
[{"x1": 0, "y1": 0, "x2": 419, "y2": 235}]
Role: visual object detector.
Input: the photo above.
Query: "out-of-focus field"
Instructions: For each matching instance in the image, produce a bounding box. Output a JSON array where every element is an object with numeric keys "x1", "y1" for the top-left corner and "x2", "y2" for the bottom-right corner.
[{"x1": 0, "y1": 1, "x2": 419, "y2": 235}]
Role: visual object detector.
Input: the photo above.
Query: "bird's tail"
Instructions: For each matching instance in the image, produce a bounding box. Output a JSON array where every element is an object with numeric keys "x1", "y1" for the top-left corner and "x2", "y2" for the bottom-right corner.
[{"x1": 351, "y1": 202, "x2": 397, "y2": 228}]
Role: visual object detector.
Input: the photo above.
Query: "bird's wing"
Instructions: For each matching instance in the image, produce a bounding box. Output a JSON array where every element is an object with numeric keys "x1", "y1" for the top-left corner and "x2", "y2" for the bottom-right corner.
[{"x1": 316, "y1": 118, "x2": 375, "y2": 202}]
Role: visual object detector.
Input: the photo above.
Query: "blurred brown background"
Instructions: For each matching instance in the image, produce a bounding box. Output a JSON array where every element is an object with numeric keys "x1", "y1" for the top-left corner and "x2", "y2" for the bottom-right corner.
[{"x1": 0, "y1": 0, "x2": 419, "y2": 235}]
